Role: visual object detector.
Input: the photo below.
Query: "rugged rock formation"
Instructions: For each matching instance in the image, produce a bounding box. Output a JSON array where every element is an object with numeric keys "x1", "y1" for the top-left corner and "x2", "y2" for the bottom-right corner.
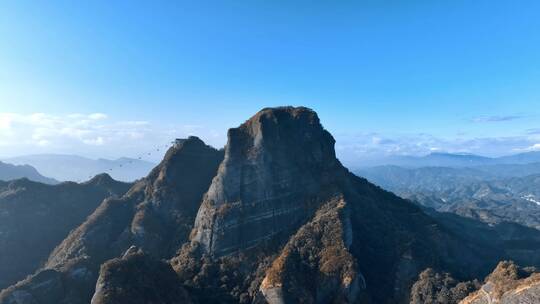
[
  {"x1": 3, "y1": 107, "x2": 540, "y2": 304},
  {"x1": 174, "y1": 107, "x2": 520, "y2": 303},
  {"x1": 460, "y1": 261, "x2": 540, "y2": 304},
  {"x1": 0, "y1": 175, "x2": 130, "y2": 290},
  {"x1": 260, "y1": 196, "x2": 361, "y2": 304},
  {"x1": 0, "y1": 136, "x2": 223, "y2": 304},
  {"x1": 192, "y1": 107, "x2": 345, "y2": 257},
  {"x1": 90, "y1": 248, "x2": 193, "y2": 304}
]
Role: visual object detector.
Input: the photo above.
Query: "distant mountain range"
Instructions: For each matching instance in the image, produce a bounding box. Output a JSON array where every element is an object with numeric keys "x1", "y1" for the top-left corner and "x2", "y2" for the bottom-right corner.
[
  {"x1": 3, "y1": 154, "x2": 156, "y2": 182},
  {"x1": 0, "y1": 161, "x2": 58, "y2": 184},
  {"x1": 356, "y1": 164, "x2": 540, "y2": 229},
  {"x1": 360, "y1": 151, "x2": 540, "y2": 168}
]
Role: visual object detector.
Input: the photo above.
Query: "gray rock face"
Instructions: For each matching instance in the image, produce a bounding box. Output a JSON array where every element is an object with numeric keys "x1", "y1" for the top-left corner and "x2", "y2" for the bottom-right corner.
[
  {"x1": 500, "y1": 283, "x2": 540, "y2": 303},
  {"x1": 192, "y1": 107, "x2": 345, "y2": 256},
  {"x1": 460, "y1": 261, "x2": 540, "y2": 304}
]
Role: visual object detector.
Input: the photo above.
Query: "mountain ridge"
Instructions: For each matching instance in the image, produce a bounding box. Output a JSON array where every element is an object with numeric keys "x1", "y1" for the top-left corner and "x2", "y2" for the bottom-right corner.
[
  {"x1": 1, "y1": 107, "x2": 539, "y2": 304},
  {"x1": 0, "y1": 161, "x2": 58, "y2": 184},
  {"x1": 356, "y1": 151, "x2": 540, "y2": 168},
  {"x1": 3, "y1": 154, "x2": 156, "y2": 182}
]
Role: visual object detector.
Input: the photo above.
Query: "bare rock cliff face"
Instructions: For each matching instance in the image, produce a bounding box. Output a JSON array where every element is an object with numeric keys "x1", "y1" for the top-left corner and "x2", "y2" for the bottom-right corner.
[
  {"x1": 175, "y1": 107, "x2": 501, "y2": 303},
  {"x1": 192, "y1": 107, "x2": 345, "y2": 257}
]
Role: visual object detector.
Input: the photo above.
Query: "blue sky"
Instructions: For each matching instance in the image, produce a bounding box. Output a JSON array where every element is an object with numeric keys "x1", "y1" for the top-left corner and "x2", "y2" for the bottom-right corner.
[{"x1": 0, "y1": 1, "x2": 539, "y2": 164}]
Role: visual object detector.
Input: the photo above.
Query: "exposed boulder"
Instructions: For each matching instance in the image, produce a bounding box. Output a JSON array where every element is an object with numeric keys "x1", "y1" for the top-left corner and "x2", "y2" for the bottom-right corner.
[{"x1": 90, "y1": 248, "x2": 193, "y2": 304}]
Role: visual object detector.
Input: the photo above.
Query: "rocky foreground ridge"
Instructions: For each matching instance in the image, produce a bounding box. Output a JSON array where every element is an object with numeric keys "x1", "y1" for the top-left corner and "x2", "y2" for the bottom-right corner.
[
  {"x1": 1, "y1": 107, "x2": 540, "y2": 304},
  {"x1": 0, "y1": 175, "x2": 131, "y2": 290}
]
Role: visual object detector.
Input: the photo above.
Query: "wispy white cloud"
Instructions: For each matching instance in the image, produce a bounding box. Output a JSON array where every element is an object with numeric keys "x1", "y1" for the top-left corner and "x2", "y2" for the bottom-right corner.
[
  {"x1": 471, "y1": 115, "x2": 523, "y2": 123},
  {"x1": 517, "y1": 143, "x2": 540, "y2": 152},
  {"x1": 88, "y1": 113, "x2": 108, "y2": 120},
  {"x1": 334, "y1": 131, "x2": 540, "y2": 165},
  {"x1": 0, "y1": 112, "x2": 139, "y2": 148},
  {"x1": 0, "y1": 112, "x2": 225, "y2": 160},
  {"x1": 1, "y1": 112, "x2": 536, "y2": 165}
]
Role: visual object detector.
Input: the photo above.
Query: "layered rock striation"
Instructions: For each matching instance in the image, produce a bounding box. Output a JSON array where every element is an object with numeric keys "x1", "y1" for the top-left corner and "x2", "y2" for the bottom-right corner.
[
  {"x1": 192, "y1": 107, "x2": 345, "y2": 257},
  {"x1": 177, "y1": 107, "x2": 513, "y2": 303}
]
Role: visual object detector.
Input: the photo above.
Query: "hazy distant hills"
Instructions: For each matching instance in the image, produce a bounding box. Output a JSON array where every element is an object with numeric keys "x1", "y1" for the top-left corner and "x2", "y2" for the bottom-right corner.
[
  {"x1": 356, "y1": 163, "x2": 540, "y2": 229},
  {"x1": 363, "y1": 151, "x2": 540, "y2": 168},
  {"x1": 3, "y1": 154, "x2": 156, "y2": 182},
  {"x1": 357, "y1": 162, "x2": 540, "y2": 192},
  {"x1": 0, "y1": 174, "x2": 131, "y2": 289},
  {"x1": 0, "y1": 161, "x2": 58, "y2": 184}
]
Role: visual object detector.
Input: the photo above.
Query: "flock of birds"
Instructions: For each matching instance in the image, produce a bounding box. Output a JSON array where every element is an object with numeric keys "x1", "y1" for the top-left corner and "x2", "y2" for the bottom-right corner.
[{"x1": 75, "y1": 140, "x2": 178, "y2": 183}]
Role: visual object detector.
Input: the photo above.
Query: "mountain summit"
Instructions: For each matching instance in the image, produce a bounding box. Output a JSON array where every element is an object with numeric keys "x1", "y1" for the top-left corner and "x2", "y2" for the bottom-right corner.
[
  {"x1": 2, "y1": 107, "x2": 539, "y2": 304},
  {"x1": 192, "y1": 107, "x2": 344, "y2": 256}
]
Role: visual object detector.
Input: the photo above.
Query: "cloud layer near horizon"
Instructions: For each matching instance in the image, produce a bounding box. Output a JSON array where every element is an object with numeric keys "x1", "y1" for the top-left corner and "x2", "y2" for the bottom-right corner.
[
  {"x1": 333, "y1": 131, "x2": 540, "y2": 165},
  {"x1": 0, "y1": 112, "x2": 538, "y2": 164},
  {"x1": 0, "y1": 112, "x2": 223, "y2": 161}
]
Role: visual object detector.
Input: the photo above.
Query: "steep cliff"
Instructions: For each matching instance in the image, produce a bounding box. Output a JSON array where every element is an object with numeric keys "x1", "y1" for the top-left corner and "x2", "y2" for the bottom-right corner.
[
  {"x1": 192, "y1": 107, "x2": 345, "y2": 257},
  {"x1": 174, "y1": 107, "x2": 513, "y2": 303}
]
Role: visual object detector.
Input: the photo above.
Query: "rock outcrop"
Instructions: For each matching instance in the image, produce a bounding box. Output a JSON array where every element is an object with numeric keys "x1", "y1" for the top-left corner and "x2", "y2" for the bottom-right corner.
[
  {"x1": 460, "y1": 261, "x2": 540, "y2": 304},
  {"x1": 260, "y1": 196, "x2": 361, "y2": 304},
  {"x1": 192, "y1": 107, "x2": 345, "y2": 257},
  {"x1": 0, "y1": 175, "x2": 131, "y2": 290},
  {"x1": 90, "y1": 248, "x2": 193, "y2": 304}
]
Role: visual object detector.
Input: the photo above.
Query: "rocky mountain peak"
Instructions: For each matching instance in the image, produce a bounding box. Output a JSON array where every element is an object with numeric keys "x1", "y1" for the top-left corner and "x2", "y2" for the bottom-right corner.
[
  {"x1": 227, "y1": 106, "x2": 336, "y2": 166},
  {"x1": 191, "y1": 106, "x2": 345, "y2": 256},
  {"x1": 142, "y1": 136, "x2": 224, "y2": 215},
  {"x1": 85, "y1": 173, "x2": 116, "y2": 186}
]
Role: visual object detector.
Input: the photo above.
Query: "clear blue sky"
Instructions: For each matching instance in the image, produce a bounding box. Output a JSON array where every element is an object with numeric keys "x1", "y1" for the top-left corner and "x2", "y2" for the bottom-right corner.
[{"x1": 0, "y1": 1, "x2": 539, "y2": 164}]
